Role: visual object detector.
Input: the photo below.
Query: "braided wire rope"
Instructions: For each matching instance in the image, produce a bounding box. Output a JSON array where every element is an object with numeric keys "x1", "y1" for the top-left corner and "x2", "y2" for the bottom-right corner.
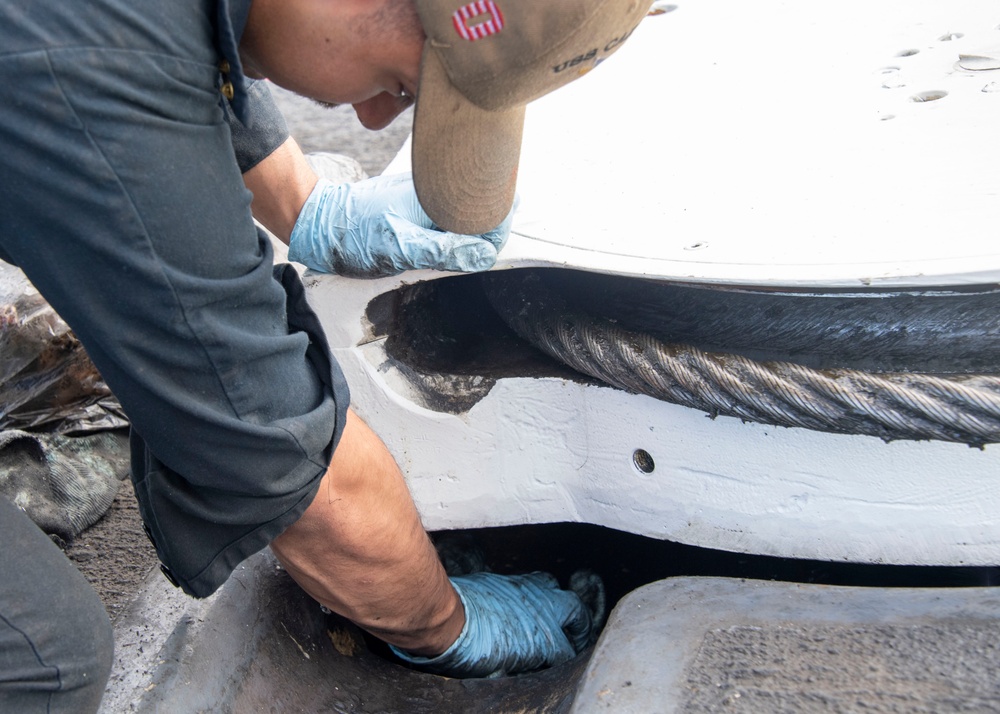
[{"x1": 486, "y1": 276, "x2": 1000, "y2": 447}]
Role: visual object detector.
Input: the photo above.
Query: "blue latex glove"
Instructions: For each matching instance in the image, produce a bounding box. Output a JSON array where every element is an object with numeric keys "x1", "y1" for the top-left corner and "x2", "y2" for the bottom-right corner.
[
  {"x1": 391, "y1": 572, "x2": 596, "y2": 678},
  {"x1": 288, "y1": 172, "x2": 513, "y2": 277}
]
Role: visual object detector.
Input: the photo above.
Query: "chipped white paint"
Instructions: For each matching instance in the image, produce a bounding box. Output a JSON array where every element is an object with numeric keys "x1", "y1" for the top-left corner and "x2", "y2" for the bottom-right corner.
[
  {"x1": 305, "y1": 0, "x2": 1000, "y2": 565},
  {"x1": 307, "y1": 270, "x2": 1000, "y2": 567}
]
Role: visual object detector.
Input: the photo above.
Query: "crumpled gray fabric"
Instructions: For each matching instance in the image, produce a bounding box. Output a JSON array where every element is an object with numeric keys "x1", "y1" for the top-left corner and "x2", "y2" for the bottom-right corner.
[{"x1": 0, "y1": 429, "x2": 129, "y2": 540}]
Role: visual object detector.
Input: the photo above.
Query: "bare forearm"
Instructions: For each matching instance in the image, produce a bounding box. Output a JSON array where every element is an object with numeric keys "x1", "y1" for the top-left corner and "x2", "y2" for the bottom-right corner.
[
  {"x1": 248, "y1": 143, "x2": 464, "y2": 653},
  {"x1": 242, "y1": 136, "x2": 317, "y2": 244},
  {"x1": 269, "y1": 409, "x2": 464, "y2": 655}
]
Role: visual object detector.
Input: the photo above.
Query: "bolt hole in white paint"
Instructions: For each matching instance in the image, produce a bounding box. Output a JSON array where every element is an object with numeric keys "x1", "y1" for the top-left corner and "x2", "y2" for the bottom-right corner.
[
  {"x1": 879, "y1": 66, "x2": 905, "y2": 90},
  {"x1": 632, "y1": 449, "x2": 655, "y2": 474},
  {"x1": 897, "y1": 48, "x2": 920, "y2": 57},
  {"x1": 910, "y1": 89, "x2": 949, "y2": 102},
  {"x1": 958, "y1": 54, "x2": 1000, "y2": 71},
  {"x1": 684, "y1": 242, "x2": 709, "y2": 251}
]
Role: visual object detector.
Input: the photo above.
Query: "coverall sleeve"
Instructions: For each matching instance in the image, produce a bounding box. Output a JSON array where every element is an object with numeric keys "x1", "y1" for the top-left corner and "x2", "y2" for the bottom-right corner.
[{"x1": 0, "y1": 0, "x2": 350, "y2": 597}]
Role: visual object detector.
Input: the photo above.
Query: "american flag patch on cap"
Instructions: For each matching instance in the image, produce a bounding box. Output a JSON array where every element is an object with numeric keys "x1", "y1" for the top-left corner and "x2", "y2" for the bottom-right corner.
[{"x1": 452, "y1": 1, "x2": 505, "y2": 41}]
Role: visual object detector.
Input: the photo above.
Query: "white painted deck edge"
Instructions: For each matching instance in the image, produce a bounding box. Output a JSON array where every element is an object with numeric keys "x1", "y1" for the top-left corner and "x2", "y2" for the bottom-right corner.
[
  {"x1": 304, "y1": 0, "x2": 1000, "y2": 565},
  {"x1": 306, "y1": 274, "x2": 1000, "y2": 566}
]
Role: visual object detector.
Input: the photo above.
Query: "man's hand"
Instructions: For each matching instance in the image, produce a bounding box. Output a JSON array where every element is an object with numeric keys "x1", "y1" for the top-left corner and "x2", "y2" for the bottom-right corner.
[
  {"x1": 288, "y1": 172, "x2": 513, "y2": 277},
  {"x1": 391, "y1": 571, "x2": 599, "y2": 678}
]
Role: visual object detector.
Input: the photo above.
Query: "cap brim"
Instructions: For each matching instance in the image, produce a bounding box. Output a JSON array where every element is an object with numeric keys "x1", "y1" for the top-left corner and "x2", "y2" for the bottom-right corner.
[{"x1": 412, "y1": 41, "x2": 525, "y2": 235}]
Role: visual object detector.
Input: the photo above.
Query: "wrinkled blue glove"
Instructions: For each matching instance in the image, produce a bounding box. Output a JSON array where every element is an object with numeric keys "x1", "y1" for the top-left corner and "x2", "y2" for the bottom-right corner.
[
  {"x1": 391, "y1": 572, "x2": 596, "y2": 678},
  {"x1": 288, "y1": 172, "x2": 513, "y2": 278}
]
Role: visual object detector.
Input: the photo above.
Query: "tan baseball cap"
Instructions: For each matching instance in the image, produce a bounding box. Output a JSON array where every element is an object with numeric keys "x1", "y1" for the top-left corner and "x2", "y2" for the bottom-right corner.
[{"x1": 412, "y1": 0, "x2": 650, "y2": 235}]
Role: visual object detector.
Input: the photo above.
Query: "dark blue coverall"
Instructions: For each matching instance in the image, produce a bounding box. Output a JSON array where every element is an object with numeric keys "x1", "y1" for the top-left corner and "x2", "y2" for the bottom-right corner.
[{"x1": 0, "y1": 0, "x2": 350, "y2": 708}]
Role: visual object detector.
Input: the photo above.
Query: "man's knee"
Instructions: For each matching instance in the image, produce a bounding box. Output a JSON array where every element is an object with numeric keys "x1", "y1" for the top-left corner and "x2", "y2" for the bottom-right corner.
[
  {"x1": 0, "y1": 498, "x2": 114, "y2": 713},
  {"x1": 0, "y1": 571, "x2": 112, "y2": 713},
  {"x1": 56, "y1": 586, "x2": 114, "y2": 709}
]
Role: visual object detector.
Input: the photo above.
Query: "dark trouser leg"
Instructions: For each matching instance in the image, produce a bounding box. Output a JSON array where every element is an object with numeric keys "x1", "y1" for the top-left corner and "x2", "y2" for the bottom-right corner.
[{"x1": 0, "y1": 497, "x2": 113, "y2": 713}]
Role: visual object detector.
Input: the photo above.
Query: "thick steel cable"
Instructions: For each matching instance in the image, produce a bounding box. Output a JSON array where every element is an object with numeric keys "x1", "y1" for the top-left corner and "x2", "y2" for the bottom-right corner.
[{"x1": 487, "y1": 278, "x2": 1000, "y2": 447}]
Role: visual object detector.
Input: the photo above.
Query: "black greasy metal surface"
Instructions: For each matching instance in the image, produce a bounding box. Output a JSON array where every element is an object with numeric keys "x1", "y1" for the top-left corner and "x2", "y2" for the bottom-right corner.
[
  {"x1": 121, "y1": 524, "x2": 1000, "y2": 713},
  {"x1": 232, "y1": 579, "x2": 589, "y2": 714},
  {"x1": 133, "y1": 548, "x2": 588, "y2": 714},
  {"x1": 483, "y1": 269, "x2": 1000, "y2": 374},
  {"x1": 371, "y1": 275, "x2": 589, "y2": 414}
]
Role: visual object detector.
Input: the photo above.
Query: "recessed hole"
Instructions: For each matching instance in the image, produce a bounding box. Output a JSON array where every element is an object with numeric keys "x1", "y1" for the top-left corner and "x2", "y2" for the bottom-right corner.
[
  {"x1": 684, "y1": 242, "x2": 709, "y2": 251},
  {"x1": 648, "y1": 1, "x2": 678, "y2": 15},
  {"x1": 959, "y1": 55, "x2": 1000, "y2": 71},
  {"x1": 910, "y1": 90, "x2": 948, "y2": 103},
  {"x1": 880, "y1": 114, "x2": 897, "y2": 121},
  {"x1": 879, "y1": 67, "x2": 903, "y2": 89},
  {"x1": 984, "y1": 82, "x2": 1000, "y2": 94},
  {"x1": 897, "y1": 49, "x2": 920, "y2": 57},
  {"x1": 938, "y1": 32, "x2": 965, "y2": 41},
  {"x1": 633, "y1": 449, "x2": 655, "y2": 474}
]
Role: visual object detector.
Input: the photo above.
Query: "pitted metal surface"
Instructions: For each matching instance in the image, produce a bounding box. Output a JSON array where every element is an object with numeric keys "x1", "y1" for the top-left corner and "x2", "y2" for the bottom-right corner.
[
  {"x1": 572, "y1": 577, "x2": 1000, "y2": 713},
  {"x1": 683, "y1": 622, "x2": 1000, "y2": 712}
]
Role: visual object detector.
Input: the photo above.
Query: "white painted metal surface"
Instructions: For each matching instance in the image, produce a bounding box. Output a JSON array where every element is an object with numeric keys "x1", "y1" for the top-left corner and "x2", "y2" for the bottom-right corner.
[
  {"x1": 305, "y1": 0, "x2": 1000, "y2": 566},
  {"x1": 305, "y1": 268, "x2": 1000, "y2": 567},
  {"x1": 395, "y1": 0, "x2": 1000, "y2": 288}
]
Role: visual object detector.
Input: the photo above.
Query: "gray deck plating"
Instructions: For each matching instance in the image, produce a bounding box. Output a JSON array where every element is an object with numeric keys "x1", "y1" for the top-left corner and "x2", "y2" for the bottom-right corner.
[
  {"x1": 572, "y1": 577, "x2": 1000, "y2": 713},
  {"x1": 103, "y1": 562, "x2": 1000, "y2": 712},
  {"x1": 101, "y1": 551, "x2": 585, "y2": 714}
]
